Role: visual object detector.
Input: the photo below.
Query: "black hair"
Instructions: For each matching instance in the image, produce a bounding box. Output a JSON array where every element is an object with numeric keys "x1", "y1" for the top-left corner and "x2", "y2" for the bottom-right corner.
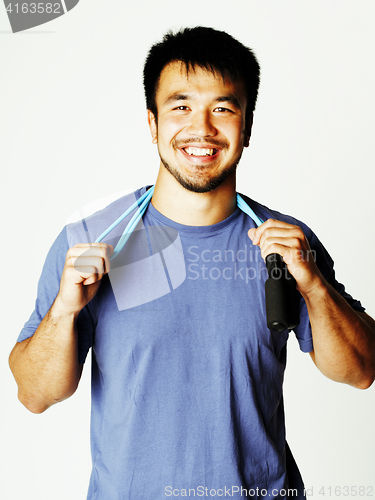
[{"x1": 143, "y1": 26, "x2": 260, "y2": 123}]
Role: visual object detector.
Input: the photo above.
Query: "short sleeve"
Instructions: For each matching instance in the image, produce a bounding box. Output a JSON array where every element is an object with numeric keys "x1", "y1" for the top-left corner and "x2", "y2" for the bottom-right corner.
[
  {"x1": 17, "y1": 227, "x2": 94, "y2": 364},
  {"x1": 293, "y1": 230, "x2": 365, "y2": 353},
  {"x1": 309, "y1": 231, "x2": 365, "y2": 312}
]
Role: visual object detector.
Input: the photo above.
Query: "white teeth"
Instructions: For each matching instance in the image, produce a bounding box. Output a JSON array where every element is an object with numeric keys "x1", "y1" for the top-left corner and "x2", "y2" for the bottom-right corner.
[{"x1": 184, "y1": 147, "x2": 215, "y2": 156}]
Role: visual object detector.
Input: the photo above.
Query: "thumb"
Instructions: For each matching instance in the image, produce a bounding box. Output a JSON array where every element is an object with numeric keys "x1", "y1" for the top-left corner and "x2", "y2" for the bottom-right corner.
[{"x1": 248, "y1": 228, "x2": 256, "y2": 242}]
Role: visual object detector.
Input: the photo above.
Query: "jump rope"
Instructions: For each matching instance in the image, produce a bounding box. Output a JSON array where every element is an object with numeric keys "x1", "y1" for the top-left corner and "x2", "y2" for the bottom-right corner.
[{"x1": 95, "y1": 186, "x2": 299, "y2": 332}]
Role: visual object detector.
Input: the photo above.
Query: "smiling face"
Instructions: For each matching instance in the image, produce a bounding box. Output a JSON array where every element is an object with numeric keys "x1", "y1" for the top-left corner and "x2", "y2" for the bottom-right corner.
[{"x1": 148, "y1": 61, "x2": 252, "y2": 193}]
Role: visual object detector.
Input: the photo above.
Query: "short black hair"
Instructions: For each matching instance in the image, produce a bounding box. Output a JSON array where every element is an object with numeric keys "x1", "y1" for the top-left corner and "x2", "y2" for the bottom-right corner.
[{"x1": 143, "y1": 26, "x2": 261, "y2": 123}]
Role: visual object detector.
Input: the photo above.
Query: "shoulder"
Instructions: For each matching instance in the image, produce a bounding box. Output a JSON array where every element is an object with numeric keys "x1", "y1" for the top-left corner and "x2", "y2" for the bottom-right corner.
[
  {"x1": 238, "y1": 193, "x2": 339, "y2": 282},
  {"x1": 238, "y1": 193, "x2": 315, "y2": 240},
  {"x1": 64, "y1": 186, "x2": 149, "y2": 247}
]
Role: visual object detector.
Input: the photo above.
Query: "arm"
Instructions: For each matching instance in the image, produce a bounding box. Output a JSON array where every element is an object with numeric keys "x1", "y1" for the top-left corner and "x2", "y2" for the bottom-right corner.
[
  {"x1": 9, "y1": 243, "x2": 113, "y2": 413},
  {"x1": 9, "y1": 302, "x2": 83, "y2": 414},
  {"x1": 304, "y1": 284, "x2": 375, "y2": 389},
  {"x1": 248, "y1": 220, "x2": 375, "y2": 390}
]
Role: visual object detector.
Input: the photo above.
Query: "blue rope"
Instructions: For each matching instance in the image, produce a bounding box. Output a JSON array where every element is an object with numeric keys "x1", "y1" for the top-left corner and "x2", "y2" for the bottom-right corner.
[
  {"x1": 236, "y1": 194, "x2": 264, "y2": 226},
  {"x1": 95, "y1": 186, "x2": 155, "y2": 259},
  {"x1": 95, "y1": 186, "x2": 262, "y2": 260}
]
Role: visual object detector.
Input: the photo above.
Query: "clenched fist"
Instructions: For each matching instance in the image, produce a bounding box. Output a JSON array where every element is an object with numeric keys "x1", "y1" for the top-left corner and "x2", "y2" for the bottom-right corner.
[
  {"x1": 248, "y1": 219, "x2": 323, "y2": 297},
  {"x1": 56, "y1": 243, "x2": 114, "y2": 316}
]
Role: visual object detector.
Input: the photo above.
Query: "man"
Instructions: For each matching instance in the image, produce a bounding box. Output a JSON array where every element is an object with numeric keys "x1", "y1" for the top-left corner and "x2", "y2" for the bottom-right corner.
[{"x1": 9, "y1": 27, "x2": 375, "y2": 499}]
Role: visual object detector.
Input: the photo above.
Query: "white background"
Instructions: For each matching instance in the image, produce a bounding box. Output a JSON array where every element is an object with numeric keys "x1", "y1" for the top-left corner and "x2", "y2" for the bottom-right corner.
[{"x1": 1, "y1": 1, "x2": 374, "y2": 498}]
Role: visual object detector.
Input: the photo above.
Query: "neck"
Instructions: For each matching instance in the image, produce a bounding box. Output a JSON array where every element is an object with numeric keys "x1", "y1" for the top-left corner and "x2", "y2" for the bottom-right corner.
[{"x1": 151, "y1": 166, "x2": 237, "y2": 226}]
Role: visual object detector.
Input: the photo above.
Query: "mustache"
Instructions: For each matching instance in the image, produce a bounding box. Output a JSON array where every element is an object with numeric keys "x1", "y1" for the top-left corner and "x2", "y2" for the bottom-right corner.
[{"x1": 173, "y1": 137, "x2": 229, "y2": 149}]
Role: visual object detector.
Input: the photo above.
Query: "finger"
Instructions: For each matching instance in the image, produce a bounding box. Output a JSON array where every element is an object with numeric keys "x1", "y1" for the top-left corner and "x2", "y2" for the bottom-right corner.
[
  {"x1": 248, "y1": 224, "x2": 268, "y2": 245},
  {"x1": 247, "y1": 219, "x2": 288, "y2": 245},
  {"x1": 72, "y1": 256, "x2": 107, "y2": 281},
  {"x1": 76, "y1": 267, "x2": 102, "y2": 284},
  {"x1": 260, "y1": 219, "x2": 299, "y2": 230},
  {"x1": 247, "y1": 228, "x2": 256, "y2": 242},
  {"x1": 69, "y1": 243, "x2": 112, "y2": 258},
  {"x1": 261, "y1": 239, "x2": 313, "y2": 267},
  {"x1": 259, "y1": 225, "x2": 304, "y2": 249},
  {"x1": 67, "y1": 244, "x2": 113, "y2": 276},
  {"x1": 82, "y1": 271, "x2": 101, "y2": 286},
  {"x1": 89, "y1": 244, "x2": 113, "y2": 275},
  {"x1": 260, "y1": 242, "x2": 291, "y2": 262},
  {"x1": 63, "y1": 264, "x2": 101, "y2": 286},
  {"x1": 103, "y1": 245, "x2": 114, "y2": 274}
]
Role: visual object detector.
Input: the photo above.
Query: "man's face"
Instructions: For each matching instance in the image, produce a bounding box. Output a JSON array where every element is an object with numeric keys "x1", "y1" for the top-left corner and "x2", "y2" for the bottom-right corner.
[{"x1": 148, "y1": 61, "x2": 251, "y2": 193}]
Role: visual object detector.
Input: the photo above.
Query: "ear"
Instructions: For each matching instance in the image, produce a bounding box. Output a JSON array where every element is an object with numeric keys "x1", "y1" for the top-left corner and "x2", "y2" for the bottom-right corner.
[
  {"x1": 147, "y1": 110, "x2": 158, "y2": 144},
  {"x1": 244, "y1": 112, "x2": 254, "y2": 148}
]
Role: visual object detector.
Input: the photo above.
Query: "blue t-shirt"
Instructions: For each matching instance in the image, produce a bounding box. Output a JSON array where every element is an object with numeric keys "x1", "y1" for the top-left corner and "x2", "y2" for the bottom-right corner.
[{"x1": 18, "y1": 187, "x2": 365, "y2": 500}]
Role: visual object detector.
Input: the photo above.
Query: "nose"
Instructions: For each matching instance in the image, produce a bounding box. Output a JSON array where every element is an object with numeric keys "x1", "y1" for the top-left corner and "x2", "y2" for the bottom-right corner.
[{"x1": 187, "y1": 109, "x2": 217, "y2": 137}]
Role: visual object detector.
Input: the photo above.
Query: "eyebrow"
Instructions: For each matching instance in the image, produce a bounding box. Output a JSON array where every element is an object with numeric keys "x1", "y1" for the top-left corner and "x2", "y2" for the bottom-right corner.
[
  {"x1": 163, "y1": 92, "x2": 242, "y2": 108},
  {"x1": 164, "y1": 93, "x2": 189, "y2": 105},
  {"x1": 215, "y1": 95, "x2": 241, "y2": 108}
]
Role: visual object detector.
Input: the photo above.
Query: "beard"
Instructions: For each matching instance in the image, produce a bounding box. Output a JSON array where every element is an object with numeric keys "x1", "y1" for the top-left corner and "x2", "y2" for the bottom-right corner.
[{"x1": 159, "y1": 151, "x2": 242, "y2": 194}]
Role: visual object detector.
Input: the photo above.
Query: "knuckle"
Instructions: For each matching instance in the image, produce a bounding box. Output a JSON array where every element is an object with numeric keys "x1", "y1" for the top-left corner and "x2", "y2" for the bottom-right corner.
[
  {"x1": 293, "y1": 238, "x2": 303, "y2": 250},
  {"x1": 262, "y1": 227, "x2": 272, "y2": 239},
  {"x1": 269, "y1": 243, "x2": 278, "y2": 253},
  {"x1": 66, "y1": 255, "x2": 76, "y2": 268},
  {"x1": 66, "y1": 247, "x2": 75, "y2": 259},
  {"x1": 295, "y1": 227, "x2": 305, "y2": 238}
]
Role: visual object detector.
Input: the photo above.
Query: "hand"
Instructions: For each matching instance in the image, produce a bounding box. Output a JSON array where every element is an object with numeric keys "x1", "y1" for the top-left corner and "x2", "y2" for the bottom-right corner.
[
  {"x1": 248, "y1": 219, "x2": 323, "y2": 296},
  {"x1": 56, "y1": 243, "x2": 114, "y2": 316}
]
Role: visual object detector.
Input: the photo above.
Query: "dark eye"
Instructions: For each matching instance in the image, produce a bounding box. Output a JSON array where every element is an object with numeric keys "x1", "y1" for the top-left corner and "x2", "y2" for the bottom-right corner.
[
  {"x1": 214, "y1": 107, "x2": 232, "y2": 113},
  {"x1": 175, "y1": 105, "x2": 189, "y2": 111}
]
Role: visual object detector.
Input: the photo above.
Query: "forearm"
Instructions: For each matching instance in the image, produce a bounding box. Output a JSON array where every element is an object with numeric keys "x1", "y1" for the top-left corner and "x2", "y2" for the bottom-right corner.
[
  {"x1": 9, "y1": 297, "x2": 83, "y2": 413},
  {"x1": 302, "y1": 277, "x2": 375, "y2": 389},
  {"x1": 248, "y1": 219, "x2": 375, "y2": 389}
]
